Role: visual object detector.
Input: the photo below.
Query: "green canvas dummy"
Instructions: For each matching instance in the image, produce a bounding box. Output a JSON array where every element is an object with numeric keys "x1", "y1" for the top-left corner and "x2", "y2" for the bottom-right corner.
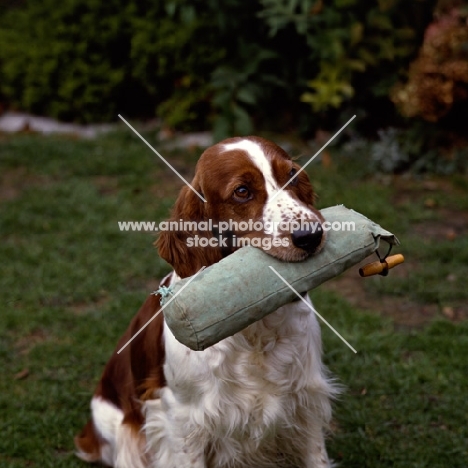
[{"x1": 158, "y1": 205, "x2": 399, "y2": 351}]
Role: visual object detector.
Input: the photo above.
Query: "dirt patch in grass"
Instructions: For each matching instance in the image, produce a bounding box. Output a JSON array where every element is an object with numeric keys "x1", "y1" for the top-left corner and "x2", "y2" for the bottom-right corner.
[
  {"x1": 15, "y1": 328, "x2": 49, "y2": 356},
  {"x1": 149, "y1": 169, "x2": 188, "y2": 200},
  {"x1": 125, "y1": 276, "x2": 161, "y2": 293},
  {"x1": 67, "y1": 295, "x2": 111, "y2": 316},
  {"x1": 325, "y1": 270, "x2": 466, "y2": 326},
  {"x1": 0, "y1": 167, "x2": 50, "y2": 202},
  {"x1": 325, "y1": 175, "x2": 468, "y2": 328},
  {"x1": 92, "y1": 175, "x2": 120, "y2": 196},
  {"x1": 391, "y1": 177, "x2": 459, "y2": 205},
  {"x1": 322, "y1": 264, "x2": 442, "y2": 329},
  {"x1": 413, "y1": 208, "x2": 468, "y2": 241}
]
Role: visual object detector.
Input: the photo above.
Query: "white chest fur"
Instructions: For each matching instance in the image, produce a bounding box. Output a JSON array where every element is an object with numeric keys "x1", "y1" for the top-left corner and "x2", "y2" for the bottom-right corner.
[{"x1": 144, "y1": 296, "x2": 334, "y2": 468}]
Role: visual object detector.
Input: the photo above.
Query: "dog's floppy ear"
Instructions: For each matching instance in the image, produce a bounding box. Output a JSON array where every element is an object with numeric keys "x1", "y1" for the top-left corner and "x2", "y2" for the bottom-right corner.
[
  {"x1": 156, "y1": 185, "x2": 222, "y2": 278},
  {"x1": 295, "y1": 165, "x2": 317, "y2": 207}
]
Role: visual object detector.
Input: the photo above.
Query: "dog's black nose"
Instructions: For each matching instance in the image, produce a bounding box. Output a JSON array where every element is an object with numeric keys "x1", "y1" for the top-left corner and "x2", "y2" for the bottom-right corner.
[{"x1": 291, "y1": 226, "x2": 323, "y2": 253}]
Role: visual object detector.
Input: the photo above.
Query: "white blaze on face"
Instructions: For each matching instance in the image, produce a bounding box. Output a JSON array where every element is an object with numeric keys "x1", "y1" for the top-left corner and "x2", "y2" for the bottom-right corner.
[
  {"x1": 223, "y1": 140, "x2": 278, "y2": 195},
  {"x1": 223, "y1": 139, "x2": 318, "y2": 237}
]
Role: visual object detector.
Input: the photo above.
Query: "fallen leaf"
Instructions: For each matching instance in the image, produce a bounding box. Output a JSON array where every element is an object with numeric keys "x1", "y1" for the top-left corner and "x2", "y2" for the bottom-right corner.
[
  {"x1": 442, "y1": 306, "x2": 455, "y2": 320},
  {"x1": 321, "y1": 151, "x2": 332, "y2": 168},
  {"x1": 445, "y1": 229, "x2": 457, "y2": 240},
  {"x1": 424, "y1": 198, "x2": 437, "y2": 208},
  {"x1": 14, "y1": 368, "x2": 29, "y2": 380}
]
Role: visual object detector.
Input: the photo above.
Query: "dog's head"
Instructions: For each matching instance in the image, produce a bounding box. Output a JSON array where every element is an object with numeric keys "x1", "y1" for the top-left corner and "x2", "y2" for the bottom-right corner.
[{"x1": 157, "y1": 136, "x2": 325, "y2": 278}]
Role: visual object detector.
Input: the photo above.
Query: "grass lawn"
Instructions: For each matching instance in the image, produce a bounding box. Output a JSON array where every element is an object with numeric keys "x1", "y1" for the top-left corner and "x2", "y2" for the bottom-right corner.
[{"x1": 0, "y1": 130, "x2": 467, "y2": 467}]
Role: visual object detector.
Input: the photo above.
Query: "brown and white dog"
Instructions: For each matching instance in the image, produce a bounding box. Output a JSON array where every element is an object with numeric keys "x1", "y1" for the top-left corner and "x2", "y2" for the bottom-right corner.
[{"x1": 75, "y1": 136, "x2": 338, "y2": 468}]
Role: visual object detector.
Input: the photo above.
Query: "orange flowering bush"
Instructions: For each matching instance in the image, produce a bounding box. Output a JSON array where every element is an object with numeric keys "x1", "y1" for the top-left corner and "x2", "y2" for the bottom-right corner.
[{"x1": 392, "y1": 4, "x2": 468, "y2": 122}]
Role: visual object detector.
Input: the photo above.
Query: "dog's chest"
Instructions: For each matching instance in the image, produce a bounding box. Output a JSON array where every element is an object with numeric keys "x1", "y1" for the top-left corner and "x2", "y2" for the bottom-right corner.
[{"x1": 163, "y1": 300, "x2": 317, "y2": 438}]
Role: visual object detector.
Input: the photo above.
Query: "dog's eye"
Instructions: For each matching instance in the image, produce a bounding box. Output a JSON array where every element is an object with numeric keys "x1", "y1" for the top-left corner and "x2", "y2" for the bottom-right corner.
[
  {"x1": 288, "y1": 168, "x2": 298, "y2": 186},
  {"x1": 233, "y1": 185, "x2": 251, "y2": 201}
]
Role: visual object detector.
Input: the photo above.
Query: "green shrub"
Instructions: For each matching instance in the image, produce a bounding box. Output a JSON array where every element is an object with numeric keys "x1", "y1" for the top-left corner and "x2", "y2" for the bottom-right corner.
[
  {"x1": 0, "y1": 0, "x2": 136, "y2": 122},
  {"x1": 260, "y1": 0, "x2": 436, "y2": 121},
  {"x1": 0, "y1": 0, "x2": 228, "y2": 124},
  {"x1": 0, "y1": 0, "x2": 436, "y2": 135}
]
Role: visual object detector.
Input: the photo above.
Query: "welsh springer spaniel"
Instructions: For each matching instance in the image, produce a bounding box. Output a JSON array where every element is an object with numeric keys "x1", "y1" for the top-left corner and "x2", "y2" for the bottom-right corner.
[{"x1": 75, "y1": 136, "x2": 338, "y2": 468}]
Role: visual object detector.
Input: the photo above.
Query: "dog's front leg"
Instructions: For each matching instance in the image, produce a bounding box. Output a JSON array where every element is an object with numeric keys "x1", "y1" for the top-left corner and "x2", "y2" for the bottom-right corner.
[
  {"x1": 153, "y1": 436, "x2": 205, "y2": 468},
  {"x1": 305, "y1": 436, "x2": 332, "y2": 468},
  {"x1": 144, "y1": 390, "x2": 206, "y2": 468},
  {"x1": 298, "y1": 397, "x2": 333, "y2": 468}
]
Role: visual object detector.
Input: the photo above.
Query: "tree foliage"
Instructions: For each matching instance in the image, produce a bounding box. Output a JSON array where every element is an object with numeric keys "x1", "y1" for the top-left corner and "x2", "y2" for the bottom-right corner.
[{"x1": 0, "y1": 0, "x2": 436, "y2": 136}]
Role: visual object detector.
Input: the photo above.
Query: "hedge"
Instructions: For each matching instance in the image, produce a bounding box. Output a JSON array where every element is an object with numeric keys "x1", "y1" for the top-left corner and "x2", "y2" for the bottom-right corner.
[{"x1": 0, "y1": 0, "x2": 437, "y2": 138}]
